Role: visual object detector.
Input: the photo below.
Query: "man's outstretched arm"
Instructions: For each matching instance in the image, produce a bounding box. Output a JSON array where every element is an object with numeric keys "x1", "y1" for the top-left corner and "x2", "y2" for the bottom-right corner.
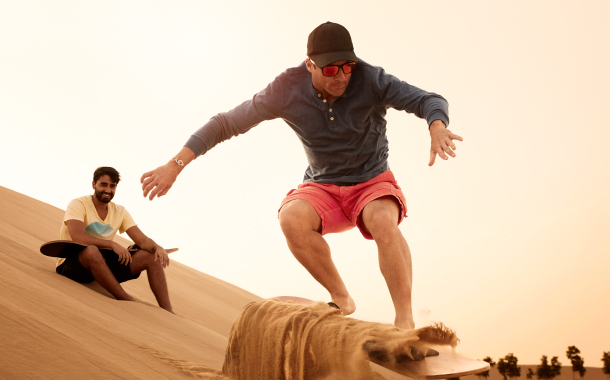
[
  {"x1": 141, "y1": 146, "x2": 196, "y2": 200},
  {"x1": 140, "y1": 76, "x2": 283, "y2": 201}
]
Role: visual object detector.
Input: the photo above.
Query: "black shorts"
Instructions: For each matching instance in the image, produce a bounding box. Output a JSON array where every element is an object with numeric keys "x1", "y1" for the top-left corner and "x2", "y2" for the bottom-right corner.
[{"x1": 56, "y1": 245, "x2": 141, "y2": 284}]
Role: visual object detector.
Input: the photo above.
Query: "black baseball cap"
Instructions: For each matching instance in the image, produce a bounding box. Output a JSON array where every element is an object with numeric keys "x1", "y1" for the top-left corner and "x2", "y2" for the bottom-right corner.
[{"x1": 307, "y1": 22, "x2": 358, "y2": 67}]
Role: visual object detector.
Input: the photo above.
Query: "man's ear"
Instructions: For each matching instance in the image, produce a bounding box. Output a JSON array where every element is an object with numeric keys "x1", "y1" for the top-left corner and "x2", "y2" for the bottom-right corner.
[
  {"x1": 305, "y1": 58, "x2": 314, "y2": 73},
  {"x1": 92, "y1": 181, "x2": 96, "y2": 190}
]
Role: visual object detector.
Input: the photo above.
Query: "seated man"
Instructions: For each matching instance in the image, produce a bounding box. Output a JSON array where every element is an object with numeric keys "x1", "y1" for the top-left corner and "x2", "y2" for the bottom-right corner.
[{"x1": 55, "y1": 166, "x2": 173, "y2": 313}]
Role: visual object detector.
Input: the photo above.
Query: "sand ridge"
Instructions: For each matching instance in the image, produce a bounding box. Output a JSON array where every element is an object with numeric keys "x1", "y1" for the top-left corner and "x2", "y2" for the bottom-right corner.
[{"x1": 0, "y1": 185, "x2": 436, "y2": 379}]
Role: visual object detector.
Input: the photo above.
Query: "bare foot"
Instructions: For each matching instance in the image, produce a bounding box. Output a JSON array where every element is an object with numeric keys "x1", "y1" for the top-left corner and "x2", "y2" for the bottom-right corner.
[
  {"x1": 134, "y1": 298, "x2": 175, "y2": 314},
  {"x1": 331, "y1": 294, "x2": 357, "y2": 315}
]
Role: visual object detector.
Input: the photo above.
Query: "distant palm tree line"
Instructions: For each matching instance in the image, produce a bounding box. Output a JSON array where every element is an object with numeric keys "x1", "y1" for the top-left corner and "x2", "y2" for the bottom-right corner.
[{"x1": 473, "y1": 348, "x2": 610, "y2": 380}]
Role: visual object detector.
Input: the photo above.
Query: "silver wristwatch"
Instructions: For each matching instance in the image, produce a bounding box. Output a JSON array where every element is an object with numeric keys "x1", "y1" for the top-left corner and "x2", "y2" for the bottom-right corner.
[{"x1": 173, "y1": 157, "x2": 185, "y2": 167}]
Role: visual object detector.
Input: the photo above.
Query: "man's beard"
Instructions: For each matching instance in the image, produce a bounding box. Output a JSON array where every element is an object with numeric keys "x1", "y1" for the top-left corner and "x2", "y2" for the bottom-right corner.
[{"x1": 95, "y1": 190, "x2": 114, "y2": 203}]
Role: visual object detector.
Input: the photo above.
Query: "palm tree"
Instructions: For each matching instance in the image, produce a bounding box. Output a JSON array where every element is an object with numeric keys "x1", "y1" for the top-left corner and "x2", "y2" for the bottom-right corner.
[
  {"x1": 550, "y1": 356, "x2": 562, "y2": 379},
  {"x1": 498, "y1": 354, "x2": 521, "y2": 380},
  {"x1": 566, "y1": 346, "x2": 586, "y2": 380},
  {"x1": 477, "y1": 357, "x2": 496, "y2": 380},
  {"x1": 537, "y1": 355, "x2": 561, "y2": 380},
  {"x1": 537, "y1": 356, "x2": 552, "y2": 380},
  {"x1": 498, "y1": 358, "x2": 509, "y2": 380},
  {"x1": 602, "y1": 352, "x2": 610, "y2": 380}
]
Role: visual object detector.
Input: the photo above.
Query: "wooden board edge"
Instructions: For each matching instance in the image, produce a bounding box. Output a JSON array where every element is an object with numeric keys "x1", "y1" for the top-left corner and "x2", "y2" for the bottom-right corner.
[
  {"x1": 370, "y1": 356, "x2": 490, "y2": 380},
  {"x1": 40, "y1": 240, "x2": 179, "y2": 257}
]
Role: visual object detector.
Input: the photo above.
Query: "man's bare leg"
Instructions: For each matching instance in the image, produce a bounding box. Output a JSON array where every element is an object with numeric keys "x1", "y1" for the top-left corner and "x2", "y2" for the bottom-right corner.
[
  {"x1": 279, "y1": 200, "x2": 357, "y2": 315},
  {"x1": 130, "y1": 250, "x2": 174, "y2": 313},
  {"x1": 79, "y1": 246, "x2": 134, "y2": 302},
  {"x1": 361, "y1": 196, "x2": 415, "y2": 329}
]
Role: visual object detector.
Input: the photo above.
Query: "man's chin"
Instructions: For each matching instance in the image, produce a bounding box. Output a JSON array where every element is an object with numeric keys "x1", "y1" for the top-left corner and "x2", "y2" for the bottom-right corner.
[
  {"x1": 328, "y1": 87, "x2": 346, "y2": 97},
  {"x1": 96, "y1": 194, "x2": 113, "y2": 203}
]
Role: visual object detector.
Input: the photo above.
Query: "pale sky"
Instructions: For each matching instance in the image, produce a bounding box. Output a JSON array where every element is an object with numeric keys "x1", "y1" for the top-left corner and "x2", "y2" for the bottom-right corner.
[{"x1": 1, "y1": 0, "x2": 609, "y2": 366}]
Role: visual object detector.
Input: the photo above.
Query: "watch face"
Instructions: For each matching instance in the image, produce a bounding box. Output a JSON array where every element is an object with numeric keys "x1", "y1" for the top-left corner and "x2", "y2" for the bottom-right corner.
[{"x1": 174, "y1": 158, "x2": 184, "y2": 166}]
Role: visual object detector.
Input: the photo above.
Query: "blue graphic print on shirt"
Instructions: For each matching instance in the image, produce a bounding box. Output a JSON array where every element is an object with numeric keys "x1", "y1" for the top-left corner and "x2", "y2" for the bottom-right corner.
[{"x1": 85, "y1": 222, "x2": 113, "y2": 238}]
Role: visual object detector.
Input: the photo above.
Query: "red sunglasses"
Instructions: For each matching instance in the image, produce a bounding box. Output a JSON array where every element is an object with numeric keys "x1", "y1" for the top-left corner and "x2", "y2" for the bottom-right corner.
[{"x1": 311, "y1": 59, "x2": 356, "y2": 77}]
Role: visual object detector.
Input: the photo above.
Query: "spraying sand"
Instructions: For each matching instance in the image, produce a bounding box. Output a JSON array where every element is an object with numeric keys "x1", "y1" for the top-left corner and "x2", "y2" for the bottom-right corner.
[{"x1": 223, "y1": 299, "x2": 458, "y2": 380}]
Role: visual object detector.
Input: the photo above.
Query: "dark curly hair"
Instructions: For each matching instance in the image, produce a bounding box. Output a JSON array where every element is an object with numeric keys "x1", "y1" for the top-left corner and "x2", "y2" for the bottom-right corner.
[{"x1": 93, "y1": 167, "x2": 121, "y2": 184}]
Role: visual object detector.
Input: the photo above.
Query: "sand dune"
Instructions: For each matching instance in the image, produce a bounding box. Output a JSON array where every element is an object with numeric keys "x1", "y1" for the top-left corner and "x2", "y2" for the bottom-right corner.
[
  {"x1": 0, "y1": 186, "x2": 422, "y2": 379},
  {"x1": 7, "y1": 185, "x2": 596, "y2": 380},
  {"x1": 0, "y1": 186, "x2": 256, "y2": 379}
]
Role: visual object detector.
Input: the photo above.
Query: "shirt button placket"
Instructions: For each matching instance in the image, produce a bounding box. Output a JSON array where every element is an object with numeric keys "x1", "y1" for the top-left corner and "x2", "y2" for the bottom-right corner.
[{"x1": 320, "y1": 98, "x2": 335, "y2": 126}]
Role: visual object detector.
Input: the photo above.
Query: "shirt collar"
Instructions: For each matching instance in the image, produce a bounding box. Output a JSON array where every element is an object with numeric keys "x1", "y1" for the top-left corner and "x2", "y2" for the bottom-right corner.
[
  {"x1": 309, "y1": 82, "x2": 323, "y2": 100},
  {"x1": 309, "y1": 82, "x2": 350, "y2": 101}
]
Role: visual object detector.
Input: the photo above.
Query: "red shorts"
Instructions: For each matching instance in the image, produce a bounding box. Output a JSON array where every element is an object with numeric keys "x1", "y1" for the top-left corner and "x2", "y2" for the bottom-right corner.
[{"x1": 279, "y1": 170, "x2": 407, "y2": 240}]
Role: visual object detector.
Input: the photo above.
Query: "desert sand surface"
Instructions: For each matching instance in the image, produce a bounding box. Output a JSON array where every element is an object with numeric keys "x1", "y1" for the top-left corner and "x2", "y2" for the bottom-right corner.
[
  {"x1": 0, "y1": 185, "x2": 263, "y2": 378},
  {"x1": 3, "y1": 186, "x2": 601, "y2": 380},
  {"x1": 0, "y1": 185, "x2": 418, "y2": 379},
  {"x1": 461, "y1": 365, "x2": 606, "y2": 380}
]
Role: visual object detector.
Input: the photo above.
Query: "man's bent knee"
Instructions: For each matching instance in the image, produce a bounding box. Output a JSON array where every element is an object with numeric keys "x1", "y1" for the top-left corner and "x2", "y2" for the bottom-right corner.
[
  {"x1": 362, "y1": 197, "x2": 401, "y2": 237},
  {"x1": 79, "y1": 246, "x2": 104, "y2": 267},
  {"x1": 146, "y1": 253, "x2": 163, "y2": 269},
  {"x1": 279, "y1": 200, "x2": 322, "y2": 235},
  {"x1": 130, "y1": 250, "x2": 157, "y2": 271}
]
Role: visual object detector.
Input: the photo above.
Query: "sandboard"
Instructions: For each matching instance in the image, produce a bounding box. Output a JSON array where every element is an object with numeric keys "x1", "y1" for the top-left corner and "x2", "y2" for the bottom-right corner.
[
  {"x1": 369, "y1": 352, "x2": 490, "y2": 379},
  {"x1": 272, "y1": 296, "x2": 490, "y2": 379},
  {"x1": 40, "y1": 240, "x2": 178, "y2": 258}
]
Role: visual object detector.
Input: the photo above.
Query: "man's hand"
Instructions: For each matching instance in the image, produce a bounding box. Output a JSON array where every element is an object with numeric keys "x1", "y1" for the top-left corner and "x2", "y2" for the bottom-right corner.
[
  {"x1": 153, "y1": 246, "x2": 170, "y2": 269},
  {"x1": 112, "y1": 242, "x2": 132, "y2": 266},
  {"x1": 428, "y1": 120, "x2": 463, "y2": 166},
  {"x1": 125, "y1": 226, "x2": 170, "y2": 268},
  {"x1": 141, "y1": 163, "x2": 181, "y2": 200},
  {"x1": 141, "y1": 147, "x2": 195, "y2": 201}
]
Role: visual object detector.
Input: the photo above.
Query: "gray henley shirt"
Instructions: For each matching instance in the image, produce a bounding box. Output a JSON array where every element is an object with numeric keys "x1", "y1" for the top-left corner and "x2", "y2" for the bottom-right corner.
[{"x1": 185, "y1": 58, "x2": 449, "y2": 185}]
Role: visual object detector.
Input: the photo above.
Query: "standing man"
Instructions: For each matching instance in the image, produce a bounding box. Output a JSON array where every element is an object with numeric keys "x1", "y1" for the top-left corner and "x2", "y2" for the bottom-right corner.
[
  {"x1": 141, "y1": 22, "x2": 461, "y2": 328},
  {"x1": 57, "y1": 166, "x2": 173, "y2": 313}
]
